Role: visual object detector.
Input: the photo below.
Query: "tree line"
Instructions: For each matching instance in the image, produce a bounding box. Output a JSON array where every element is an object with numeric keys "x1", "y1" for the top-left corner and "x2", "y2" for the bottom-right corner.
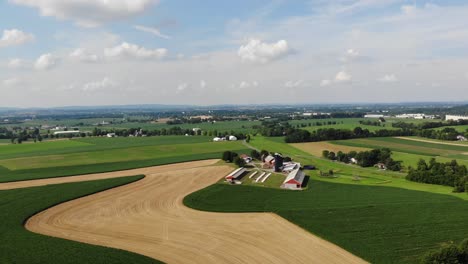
[
  {"x1": 322, "y1": 148, "x2": 402, "y2": 171},
  {"x1": 406, "y1": 158, "x2": 467, "y2": 193},
  {"x1": 285, "y1": 127, "x2": 414, "y2": 143}
]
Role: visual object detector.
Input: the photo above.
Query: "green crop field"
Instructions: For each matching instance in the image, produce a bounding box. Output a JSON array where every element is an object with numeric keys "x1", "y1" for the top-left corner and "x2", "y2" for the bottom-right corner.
[
  {"x1": 0, "y1": 136, "x2": 248, "y2": 182},
  {"x1": 0, "y1": 175, "x2": 161, "y2": 264},
  {"x1": 184, "y1": 179, "x2": 468, "y2": 264},
  {"x1": 331, "y1": 137, "x2": 468, "y2": 167},
  {"x1": 434, "y1": 125, "x2": 468, "y2": 132}
]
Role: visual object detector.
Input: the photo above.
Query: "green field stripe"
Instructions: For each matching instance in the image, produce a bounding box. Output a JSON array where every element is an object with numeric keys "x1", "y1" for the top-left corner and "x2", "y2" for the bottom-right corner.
[
  {"x1": 0, "y1": 176, "x2": 162, "y2": 264},
  {"x1": 0, "y1": 149, "x2": 250, "y2": 183},
  {"x1": 184, "y1": 180, "x2": 468, "y2": 264}
]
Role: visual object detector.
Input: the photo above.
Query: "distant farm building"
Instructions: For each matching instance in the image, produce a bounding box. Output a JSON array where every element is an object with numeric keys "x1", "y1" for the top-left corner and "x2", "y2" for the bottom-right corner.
[
  {"x1": 225, "y1": 167, "x2": 246, "y2": 183},
  {"x1": 53, "y1": 131, "x2": 81, "y2": 135},
  {"x1": 213, "y1": 137, "x2": 224, "y2": 142},
  {"x1": 457, "y1": 135, "x2": 467, "y2": 141},
  {"x1": 364, "y1": 114, "x2": 384, "y2": 118},
  {"x1": 281, "y1": 169, "x2": 305, "y2": 190},
  {"x1": 228, "y1": 135, "x2": 238, "y2": 141},
  {"x1": 107, "y1": 133, "x2": 116, "y2": 138},
  {"x1": 446, "y1": 115, "x2": 468, "y2": 121},
  {"x1": 282, "y1": 162, "x2": 301, "y2": 173},
  {"x1": 262, "y1": 155, "x2": 276, "y2": 169}
]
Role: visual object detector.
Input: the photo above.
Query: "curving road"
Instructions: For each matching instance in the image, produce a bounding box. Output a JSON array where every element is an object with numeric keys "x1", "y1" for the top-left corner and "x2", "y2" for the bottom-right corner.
[{"x1": 17, "y1": 160, "x2": 367, "y2": 264}]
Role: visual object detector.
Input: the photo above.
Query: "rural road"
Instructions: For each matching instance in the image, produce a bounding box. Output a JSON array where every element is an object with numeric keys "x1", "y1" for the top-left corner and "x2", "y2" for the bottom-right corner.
[{"x1": 8, "y1": 160, "x2": 367, "y2": 264}]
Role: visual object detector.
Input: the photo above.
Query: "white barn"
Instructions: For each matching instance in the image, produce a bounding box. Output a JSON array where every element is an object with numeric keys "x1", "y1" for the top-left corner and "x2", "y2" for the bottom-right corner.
[
  {"x1": 281, "y1": 169, "x2": 305, "y2": 190},
  {"x1": 225, "y1": 167, "x2": 246, "y2": 182}
]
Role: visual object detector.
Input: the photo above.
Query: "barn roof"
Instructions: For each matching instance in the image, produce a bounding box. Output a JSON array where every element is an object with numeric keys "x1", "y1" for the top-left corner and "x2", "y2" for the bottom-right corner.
[{"x1": 283, "y1": 169, "x2": 305, "y2": 185}]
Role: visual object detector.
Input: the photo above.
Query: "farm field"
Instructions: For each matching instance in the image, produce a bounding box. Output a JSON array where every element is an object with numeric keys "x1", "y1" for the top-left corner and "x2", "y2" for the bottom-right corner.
[
  {"x1": 0, "y1": 175, "x2": 161, "y2": 264},
  {"x1": 332, "y1": 137, "x2": 468, "y2": 166},
  {"x1": 23, "y1": 160, "x2": 365, "y2": 264},
  {"x1": 185, "y1": 178, "x2": 468, "y2": 264},
  {"x1": 249, "y1": 136, "x2": 468, "y2": 200},
  {"x1": 396, "y1": 136, "x2": 468, "y2": 146},
  {"x1": 0, "y1": 136, "x2": 248, "y2": 182},
  {"x1": 434, "y1": 124, "x2": 468, "y2": 132}
]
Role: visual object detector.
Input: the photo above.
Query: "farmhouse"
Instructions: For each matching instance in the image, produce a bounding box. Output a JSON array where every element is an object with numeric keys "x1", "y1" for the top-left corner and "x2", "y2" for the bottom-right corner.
[
  {"x1": 239, "y1": 154, "x2": 252, "y2": 163},
  {"x1": 225, "y1": 167, "x2": 246, "y2": 183},
  {"x1": 282, "y1": 162, "x2": 301, "y2": 173},
  {"x1": 228, "y1": 135, "x2": 238, "y2": 141},
  {"x1": 281, "y1": 169, "x2": 305, "y2": 190},
  {"x1": 446, "y1": 115, "x2": 468, "y2": 121},
  {"x1": 262, "y1": 155, "x2": 275, "y2": 169},
  {"x1": 107, "y1": 133, "x2": 116, "y2": 138}
]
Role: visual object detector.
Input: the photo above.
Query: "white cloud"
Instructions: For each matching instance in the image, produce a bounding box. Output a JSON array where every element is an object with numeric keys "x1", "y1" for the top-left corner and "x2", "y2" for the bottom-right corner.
[
  {"x1": 2, "y1": 77, "x2": 21, "y2": 86},
  {"x1": 0, "y1": 29, "x2": 34, "y2": 48},
  {"x1": 177, "y1": 83, "x2": 188, "y2": 93},
  {"x1": 401, "y1": 5, "x2": 417, "y2": 15},
  {"x1": 8, "y1": 58, "x2": 27, "y2": 69},
  {"x1": 320, "y1": 79, "x2": 331, "y2": 87},
  {"x1": 284, "y1": 80, "x2": 303, "y2": 88},
  {"x1": 82, "y1": 77, "x2": 117, "y2": 91},
  {"x1": 34, "y1": 53, "x2": 58, "y2": 70},
  {"x1": 239, "y1": 81, "x2": 259, "y2": 89},
  {"x1": 69, "y1": 48, "x2": 99, "y2": 63},
  {"x1": 104, "y1": 42, "x2": 167, "y2": 60},
  {"x1": 238, "y1": 39, "x2": 291, "y2": 63},
  {"x1": 346, "y1": 49, "x2": 360, "y2": 58},
  {"x1": 378, "y1": 74, "x2": 398, "y2": 82},
  {"x1": 200, "y1": 80, "x2": 207, "y2": 89},
  {"x1": 10, "y1": 0, "x2": 158, "y2": 27},
  {"x1": 335, "y1": 71, "x2": 352, "y2": 82},
  {"x1": 134, "y1": 25, "x2": 170, "y2": 39}
]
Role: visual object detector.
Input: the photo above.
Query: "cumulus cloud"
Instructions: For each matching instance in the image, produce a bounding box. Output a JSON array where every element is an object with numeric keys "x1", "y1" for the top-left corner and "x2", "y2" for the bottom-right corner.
[
  {"x1": 176, "y1": 83, "x2": 189, "y2": 93},
  {"x1": 34, "y1": 53, "x2": 58, "y2": 70},
  {"x1": 238, "y1": 39, "x2": 291, "y2": 63},
  {"x1": 320, "y1": 79, "x2": 331, "y2": 87},
  {"x1": 104, "y1": 42, "x2": 167, "y2": 60},
  {"x1": 401, "y1": 5, "x2": 417, "y2": 15},
  {"x1": 0, "y1": 29, "x2": 34, "y2": 48},
  {"x1": 200, "y1": 80, "x2": 207, "y2": 89},
  {"x1": 239, "y1": 81, "x2": 259, "y2": 89},
  {"x1": 284, "y1": 80, "x2": 303, "y2": 88},
  {"x1": 69, "y1": 48, "x2": 99, "y2": 63},
  {"x1": 2, "y1": 77, "x2": 21, "y2": 86},
  {"x1": 378, "y1": 74, "x2": 398, "y2": 82},
  {"x1": 82, "y1": 77, "x2": 117, "y2": 91},
  {"x1": 134, "y1": 25, "x2": 170, "y2": 39},
  {"x1": 335, "y1": 71, "x2": 352, "y2": 83},
  {"x1": 8, "y1": 58, "x2": 27, "y2": 69},
  {"x1": 346, "y1": 49, "x2": 360, "y2": 58},
  {"x1": 10, "y1": 0, "x2": 158, "y2": 27}
]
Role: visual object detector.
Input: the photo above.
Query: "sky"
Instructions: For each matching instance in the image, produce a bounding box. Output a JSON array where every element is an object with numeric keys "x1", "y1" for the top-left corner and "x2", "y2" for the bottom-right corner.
[{"x1": 1, "y1": 0, "x2": 468, "y2": 107}]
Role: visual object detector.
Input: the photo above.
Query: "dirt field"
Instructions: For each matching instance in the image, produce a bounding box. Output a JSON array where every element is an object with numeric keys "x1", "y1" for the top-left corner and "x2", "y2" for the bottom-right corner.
[
  {"x1": 291, "y1": 141, "x2": 370, "y2": 157},
  {"x1": 20, "y1": 160, "x2": 367, "y2": 264}
]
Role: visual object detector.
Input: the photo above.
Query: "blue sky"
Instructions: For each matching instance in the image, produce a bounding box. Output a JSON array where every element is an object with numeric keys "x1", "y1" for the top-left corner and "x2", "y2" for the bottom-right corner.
[{"x1": 1, "y1": 0, "x2": 468, "y2": 107}]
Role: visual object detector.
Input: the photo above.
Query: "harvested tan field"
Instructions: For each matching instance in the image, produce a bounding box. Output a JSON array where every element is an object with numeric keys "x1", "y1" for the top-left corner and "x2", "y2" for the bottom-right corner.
[
  {"x1": 396, "y1": 137, "x2": 468, "y2": 147},
  {"x1": 0, "y1": 160, "x2": 218, "y2": 190},
  {"x1": 292, "y1": 141, "x2": 370, "y2": 157},
  {"x1": 24, "y1": 160, "x2": 367, "y2": 264}
]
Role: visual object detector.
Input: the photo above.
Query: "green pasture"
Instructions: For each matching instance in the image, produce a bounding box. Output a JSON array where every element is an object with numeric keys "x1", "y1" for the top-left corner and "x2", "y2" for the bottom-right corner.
[
  {"x1": 0, "y1": 136, "x2": 248, "y2": 182},
  {"x1": 185, "y1": 180, "x2": 468, "y2": 264},
  {"x1": 249, "y1": 136, "x2": 468, "y2": 200},
  {"x1": 434, "y1": 125, "x2": 468, "y2": 132},
  {"x1": 0, "y1": 136, "x2": 213, "y2": 160},
  {"x1": 0, "y1": 175, "x2": 161, "y2": 264}
]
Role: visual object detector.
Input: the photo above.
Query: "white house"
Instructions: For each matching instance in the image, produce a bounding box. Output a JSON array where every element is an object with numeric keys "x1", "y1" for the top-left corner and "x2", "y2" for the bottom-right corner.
[
  {"x1": 213, "y1": 137, "x2": 223, "y2": 142},
  {"x1": 225, "y1": 167, "x2": 246, "y2": 182},
  {"x1": 281, "y1": 169, "x2": 305, "y2": 190},
  {"x1": 107, "y1": 133, "x2": 116, "y2": 138},
  {"x1": 229, "y1": 135, "x2": 238, "y2": 141}
]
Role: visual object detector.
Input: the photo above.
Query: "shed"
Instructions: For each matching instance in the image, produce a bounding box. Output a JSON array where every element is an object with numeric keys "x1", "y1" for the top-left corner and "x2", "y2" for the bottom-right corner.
[
  {"x1": 225, "y1": 167, "x2": 246, "y2": 182},
  {"x1": 281, "y1": 169, "x2": 305, "y2": 190}
]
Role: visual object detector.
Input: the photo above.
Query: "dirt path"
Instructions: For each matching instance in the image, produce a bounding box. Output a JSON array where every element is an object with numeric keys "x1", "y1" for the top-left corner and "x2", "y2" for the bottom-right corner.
[
  {"x1": 20, "y1": 160, "x2": 366, "y2": 264},
  {"x1": 396, "y1": 137, "x2": 468, "y2": 147}
]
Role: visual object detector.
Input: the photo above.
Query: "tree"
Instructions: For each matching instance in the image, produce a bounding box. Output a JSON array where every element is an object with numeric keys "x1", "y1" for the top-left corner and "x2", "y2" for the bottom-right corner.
[
  {"x1": 322, "y1": 150, "x2": 330, "y2": 159},
  {"x1": 327, "y1": 151, "x2": 336, "y2": 160},
  {"x1": 250, "y1": 150, "x2": 261, "y2": 160},
  {"x1": 233, "y1": 156, "x2": 246, "y2": 167}
]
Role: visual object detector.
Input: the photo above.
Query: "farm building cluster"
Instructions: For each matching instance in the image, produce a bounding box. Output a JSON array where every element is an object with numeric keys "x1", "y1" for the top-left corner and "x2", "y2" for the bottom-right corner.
[
  {"x1": 213, "y1": 136, "x2": 238, "y2": 142},
  {"x1": 223, "y1": 152, "x2": 309, "y2": 190}
]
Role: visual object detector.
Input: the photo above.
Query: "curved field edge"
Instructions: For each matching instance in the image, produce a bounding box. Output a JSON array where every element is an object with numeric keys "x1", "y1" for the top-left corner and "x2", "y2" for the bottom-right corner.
[
  {"x1": 0, "y1": 151, "x2": 249, "y2": 183},
  {"x1": 183, "y1": 180, "x2": 468, "y2": 264},
  {"x1": 0, "y1": 175, "x2": 162, "y2": 264}
]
